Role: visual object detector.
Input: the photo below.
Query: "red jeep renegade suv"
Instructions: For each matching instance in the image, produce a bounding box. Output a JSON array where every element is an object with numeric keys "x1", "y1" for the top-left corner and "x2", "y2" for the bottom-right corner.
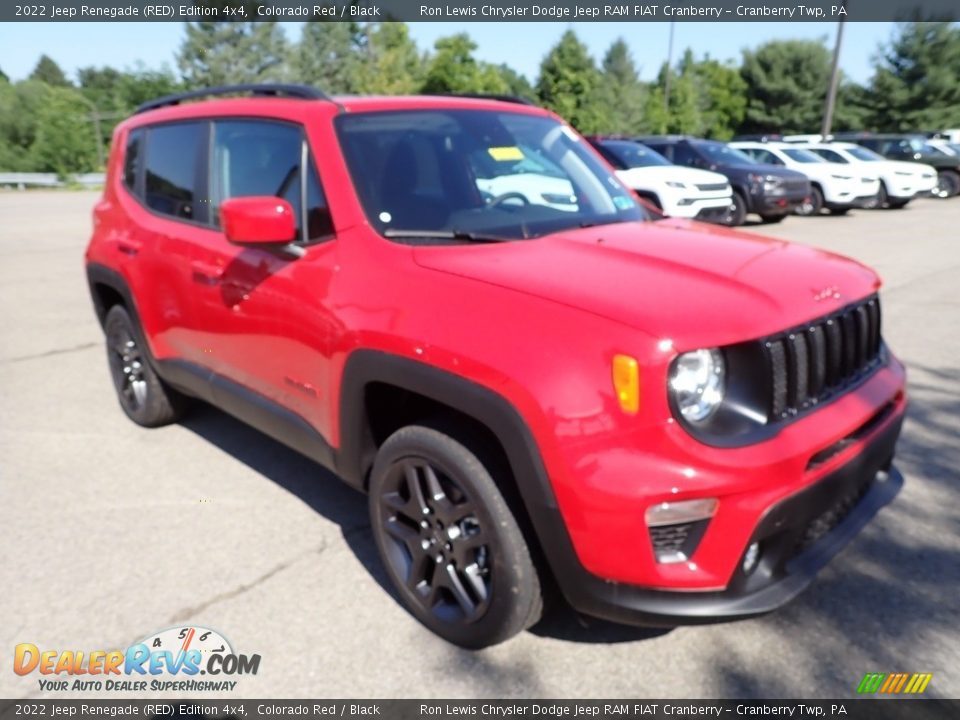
[{"x1": 86, "y1": 85, "x2": 907, "y2": 648}]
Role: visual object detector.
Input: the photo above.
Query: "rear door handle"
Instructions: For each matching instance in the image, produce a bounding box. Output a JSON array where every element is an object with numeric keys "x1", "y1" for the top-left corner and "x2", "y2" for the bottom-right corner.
[{"x1": 117, "y1": 240, "x2": 142, "y2": 256}]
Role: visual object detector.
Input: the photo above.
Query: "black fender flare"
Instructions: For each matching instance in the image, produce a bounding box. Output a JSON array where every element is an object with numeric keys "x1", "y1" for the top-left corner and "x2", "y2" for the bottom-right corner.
[{"x1": 337, "y1": 349, "x2": 558, "y2": 511}]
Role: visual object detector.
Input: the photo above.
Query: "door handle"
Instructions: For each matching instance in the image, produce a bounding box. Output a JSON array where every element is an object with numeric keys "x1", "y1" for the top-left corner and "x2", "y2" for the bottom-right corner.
[
  {"x1": 117, "y1": 240, "x2": 142, "y2": 256},
  {"x1": 191, "y1": 261, "x2": 224, "y2": 285}
]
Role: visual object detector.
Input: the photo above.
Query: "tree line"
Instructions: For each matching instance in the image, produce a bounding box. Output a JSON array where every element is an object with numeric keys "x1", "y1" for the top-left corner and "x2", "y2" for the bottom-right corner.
[{"x1": 1, "y1": 21, "x2": 958, "y2": 176}]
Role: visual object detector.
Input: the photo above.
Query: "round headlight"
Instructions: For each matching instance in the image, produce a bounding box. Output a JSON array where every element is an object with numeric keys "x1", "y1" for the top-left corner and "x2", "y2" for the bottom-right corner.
[{"x1": 669, "y1": 349, "x2": 726, "y2": 423}]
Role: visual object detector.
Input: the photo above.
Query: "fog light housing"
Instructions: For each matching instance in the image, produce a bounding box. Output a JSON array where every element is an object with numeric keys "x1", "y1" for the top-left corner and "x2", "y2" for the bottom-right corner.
[
  {"x1": 742, "y1": 542, "x2": 760, "y2": 574},
  {"x1": 646, "y1": 499, "x2": 717, "y2": 564}
]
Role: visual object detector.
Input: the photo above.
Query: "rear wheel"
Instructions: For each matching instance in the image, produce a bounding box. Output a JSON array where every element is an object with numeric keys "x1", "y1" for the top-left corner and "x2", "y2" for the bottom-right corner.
[
  {"x1": 796, "y1": 186, "x2": 824, "y2": 216},
  {"x1": 722, "y1": 191, "x2": 747, "y2": 226},
  {"x1": 104, "y1": 305, "x2": 187, "y2": 427},
  {"x1": 368, "y1": 424, "x2": 542, "y2": 649}
]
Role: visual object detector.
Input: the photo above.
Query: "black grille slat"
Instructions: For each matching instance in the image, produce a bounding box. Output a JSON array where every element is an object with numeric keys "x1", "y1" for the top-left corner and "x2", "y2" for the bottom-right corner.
[
  {"x1": 854, "y1": 305, "x2": 870, "y2": 369},
  {"x1": 840, "y1": 311, "x2": 857, "y2": 377},
  {"x1": 767, "y1": 340, "x2": 789, "y2": 418},
  {"x1": 824, "y1": 318, "x2": 842, "y2": 387},
  {"x1": 756, "y1": 296, "x2": 883, "y2": 424},
  {"x1": 807, "y1": 325, "x2": 827, "y2": 398},
  {"x1": 787, "y1": 333, "x2": 810, "y2": 408},
  {"x1": 866, "y1": 299, "x2": 881, "y2": 357}
]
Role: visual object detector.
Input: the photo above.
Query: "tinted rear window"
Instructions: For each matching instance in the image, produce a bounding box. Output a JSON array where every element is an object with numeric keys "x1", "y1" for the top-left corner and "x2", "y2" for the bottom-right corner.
[
  {"x1": 144, "y1": 123, "x2": 204, "y2": 221},
  {"x1": 123, "y1": 129, "x2": 142, "y2": 192}
]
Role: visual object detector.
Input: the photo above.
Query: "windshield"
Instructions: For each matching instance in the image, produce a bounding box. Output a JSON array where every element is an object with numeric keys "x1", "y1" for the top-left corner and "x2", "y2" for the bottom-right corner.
[
  {"x1": 334, "y1": 109, "x2": 645, "y2": 242},
  {"x1": 600, "y1": 141, "x2": 672, "y2": 168},
  {"x1": 782, "y1": 148, "x2": 826, "y2": 164},
  {"x1": 907, "y1": 138, "x2": 947, "y2": 156},
  {"x1": 692, "y1": 140, "x2": 757, "y2": 166},
  {"x1": 846, "y1": 146, "x2": 884, "y2": 162}
]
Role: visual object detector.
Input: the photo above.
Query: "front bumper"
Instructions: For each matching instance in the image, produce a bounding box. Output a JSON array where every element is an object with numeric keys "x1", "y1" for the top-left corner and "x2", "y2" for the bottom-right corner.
[
  {"x1": 751, "y1": 190, "x2": 808, "y2": 215},
  {"x1": 662, "y1": 194, "x2": 732, "y2": 220},
  {"x1": 552, "y1": 406, "x2": 904, "y2": 626}
]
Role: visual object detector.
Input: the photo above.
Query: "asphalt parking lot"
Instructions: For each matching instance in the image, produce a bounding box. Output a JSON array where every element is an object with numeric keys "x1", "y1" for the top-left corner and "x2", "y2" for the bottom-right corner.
[{"x1": 1, "y1": 191, "x2": 958, "y2": 699}]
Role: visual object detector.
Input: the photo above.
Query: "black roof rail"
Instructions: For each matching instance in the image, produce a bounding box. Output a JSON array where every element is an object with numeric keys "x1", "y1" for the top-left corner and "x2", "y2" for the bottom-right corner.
[
  {"x1": 134, "y1": 84, "x2": 332, "y2": 115},
  {"x1": 431, "y1": 93, "x2": 537, "y2": 106}
]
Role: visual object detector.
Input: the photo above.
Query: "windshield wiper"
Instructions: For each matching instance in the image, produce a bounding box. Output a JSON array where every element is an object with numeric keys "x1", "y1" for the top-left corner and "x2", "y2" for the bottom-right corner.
[{"x1": 383, "y1": 228, "x2": 515, "y2": 243}]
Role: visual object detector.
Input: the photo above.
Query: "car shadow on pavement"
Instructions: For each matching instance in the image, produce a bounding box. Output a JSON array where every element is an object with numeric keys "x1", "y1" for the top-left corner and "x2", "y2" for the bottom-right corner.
[
  {"x1": 178, "y1": 403, "x2": 678, "y2": 647},
  {"x1": 707, "y1": 361, "x2": 960, "y2": 697}
]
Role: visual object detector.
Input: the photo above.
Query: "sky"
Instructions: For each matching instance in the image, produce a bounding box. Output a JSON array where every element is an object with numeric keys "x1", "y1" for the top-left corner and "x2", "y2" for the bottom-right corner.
[{"x1": 0, "y1": 21, "x2": 897, "y2": 86}]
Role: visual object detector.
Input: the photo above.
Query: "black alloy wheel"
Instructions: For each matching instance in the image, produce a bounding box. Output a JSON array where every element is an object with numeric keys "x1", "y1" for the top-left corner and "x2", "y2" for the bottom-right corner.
[{"x1": 369, "y1": 424, "x2": 542, "y2": 648}]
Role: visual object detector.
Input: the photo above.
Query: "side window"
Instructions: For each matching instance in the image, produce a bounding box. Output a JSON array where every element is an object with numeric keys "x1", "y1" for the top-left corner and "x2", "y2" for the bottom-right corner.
[
  {"x1": 144, "y1": 123, "x2": 205, "y2": 221},
  {"x1": 818, "y1": 149, "x2": 845, "y2": 163},
  {"x1": 210, "y1": 120, "x2": 332, "y2": 242},
  {"x1": 673, "y1": 144, "x2": 696, "y2": 166},
  {"x1": 756, "y1": 149, "x2": 782, "y2": 165},
  {"x1": 123, "y1": 129, "x2": 142, "y2": 194}
]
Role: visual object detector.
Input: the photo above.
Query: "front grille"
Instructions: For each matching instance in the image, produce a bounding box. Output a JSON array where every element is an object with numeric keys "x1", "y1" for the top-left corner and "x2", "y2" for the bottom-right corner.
[
  {"x1": 761, "y1": 296, "x2": 883, "y2": 420},
  {"x1": 784, "y1": 179, "x2": 811, "y2": 193},
  {"x1": 696, "y1": 182, "x2": 728, "y2": 192}
]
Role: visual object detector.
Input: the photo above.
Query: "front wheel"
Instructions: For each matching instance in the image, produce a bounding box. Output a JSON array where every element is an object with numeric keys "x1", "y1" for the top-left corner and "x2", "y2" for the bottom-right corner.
[
  {"x1": 759, "y1": 213, "x2": 787, "y2": 224},
  {"x1": 795, "y1": 186, "x2": 824, "y2": 216},
  {"x1": 368, "y1": 424, "x2": 542, "y2": 649},
  {"x1": 933, "y1": 170, "x2": 960, "y2": 199}
]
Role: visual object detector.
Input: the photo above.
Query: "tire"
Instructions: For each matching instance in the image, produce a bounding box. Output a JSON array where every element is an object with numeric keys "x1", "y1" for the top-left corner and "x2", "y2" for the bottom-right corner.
[
  {"x1": 368, "y1": 424, "x2": 542, "y2": 649},
  {"x1": 795, "y1": 186, "x2": 824, "y2": 216},
  {"x1": 934, "y1": 170, "x2": 960, "y2": 199},
  {"x1": 888, "y1": 198, "x2": 910, "y2": 210},
  {"x1": 759, "y1": 213, "x2": 787, "y2": 224},
  {"x1": 104, "y1": 305, "x2": 187, "y2": 427},
  {"x1": 877, "y1": 181, "x2": 890, "y2": 208},
  {"x1": 722, "y1": 191, "x2": 747, "y2": 226},
  {"x1": 829, "y1": 207, "x2": 851, "y2": 216}
]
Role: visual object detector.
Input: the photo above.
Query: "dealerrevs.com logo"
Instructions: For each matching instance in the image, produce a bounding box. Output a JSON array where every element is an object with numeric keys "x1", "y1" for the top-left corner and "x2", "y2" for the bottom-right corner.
[{"x1": 14, "y1": 626, "x2": 261, "y2": 693}]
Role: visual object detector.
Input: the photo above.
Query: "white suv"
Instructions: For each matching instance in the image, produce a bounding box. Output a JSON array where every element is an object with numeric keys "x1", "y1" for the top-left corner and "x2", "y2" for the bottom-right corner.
[
  {"x1": 790, "y1": 141, "x2": 938, "y2": 209},
  {"x1": 730, "y1": 141, "x2": 880, "y2": 216},
  {"x1": 589, "y1": 138, "x2": 733, "y2": 223}
]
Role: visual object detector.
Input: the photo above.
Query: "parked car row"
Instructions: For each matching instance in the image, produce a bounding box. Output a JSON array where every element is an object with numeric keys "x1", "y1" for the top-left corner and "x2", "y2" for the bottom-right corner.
[{"x1": 582, "y1": 132, "x2": 956, "y2": 227}]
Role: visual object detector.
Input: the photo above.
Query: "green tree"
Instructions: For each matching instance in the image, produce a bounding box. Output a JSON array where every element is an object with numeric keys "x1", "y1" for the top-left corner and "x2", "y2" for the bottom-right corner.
[
  {"x1": 29, "y1": 54, "x2": 71, "y2": 87},
  {"x1": 355, "y1": 23, "x2": 423, "y2": 94},
  {"x1": 739, "y1": 39, "x2": 835, "y2": 134},
  {"x1": 178, "y1": 21, "x2": 289, "y2": 87},
  {"x1": 293, "y1": 21, "x2": 364, "y2": 93},
  {"x1": 867, "y1": 22, "x2": 960, "y2": 131},
  {"x1": 496, "y1": 64, "x2": 534, "y2": 100},
  {"x1": 684, "y1": 54, "x2": 746, "y2": 139},
  {"x1": 421, "y1": 33, "x2": 508, "y2": 95},
  {"x1": 0, "y1": 81, "x2": 51, "y2": 170},
  {"x1": 31, "y1": 86, "x2": 99, "y2": 175},
  {"x1": 536, "y1": 30, "x2": 603, "y2": 133},
  {"x1": 0, "y1": 67, "x2": 9, "y2": 83},
  {"x1": 116, "y1": 64, "x2": 181, "y2": 109},
  {"x1": 595, "y1": 38, "x2": 646, "y2": 135}
]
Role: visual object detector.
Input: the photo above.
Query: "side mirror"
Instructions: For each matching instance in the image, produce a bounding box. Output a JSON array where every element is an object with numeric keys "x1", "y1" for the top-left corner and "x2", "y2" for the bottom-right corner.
[{"x1": 221, "y1": 196, "x2": 296, "y2": 246}]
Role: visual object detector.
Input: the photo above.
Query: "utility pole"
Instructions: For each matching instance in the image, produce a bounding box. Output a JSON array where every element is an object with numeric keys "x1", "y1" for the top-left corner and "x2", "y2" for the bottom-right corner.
[
  {"x1": 821, "y1": 7, "x2": 847, "y2": 139},
  {"x1": 663, "y1": 21, "x2": 676, "y2": 119}
]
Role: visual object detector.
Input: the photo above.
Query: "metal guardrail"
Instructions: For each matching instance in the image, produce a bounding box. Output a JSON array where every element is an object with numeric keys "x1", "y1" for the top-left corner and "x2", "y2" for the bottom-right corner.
[{"x1": 0, "y1": 172, "x2": 105, "y2": 188}]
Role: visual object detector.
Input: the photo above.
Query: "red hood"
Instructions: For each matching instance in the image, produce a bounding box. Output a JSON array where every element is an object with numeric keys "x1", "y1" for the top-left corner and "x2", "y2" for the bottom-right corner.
[{"x1": 413, "y1": 220, "x2": 881, "y2": 349}]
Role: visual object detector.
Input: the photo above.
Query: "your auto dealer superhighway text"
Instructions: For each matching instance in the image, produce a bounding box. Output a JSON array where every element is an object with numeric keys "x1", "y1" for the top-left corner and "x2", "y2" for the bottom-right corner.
[{"x1": 420, "y1": 4, "x2": 839, "y2": 18}]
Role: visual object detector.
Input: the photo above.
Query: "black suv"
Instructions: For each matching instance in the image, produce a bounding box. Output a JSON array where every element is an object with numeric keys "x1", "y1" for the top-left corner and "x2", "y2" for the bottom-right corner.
[
  {"x1": 638, "y1": 136, "x2": 811, "y2": 225},
  {"x1": 834, "y1": 133, "x2": 960, "y2": 198}
]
